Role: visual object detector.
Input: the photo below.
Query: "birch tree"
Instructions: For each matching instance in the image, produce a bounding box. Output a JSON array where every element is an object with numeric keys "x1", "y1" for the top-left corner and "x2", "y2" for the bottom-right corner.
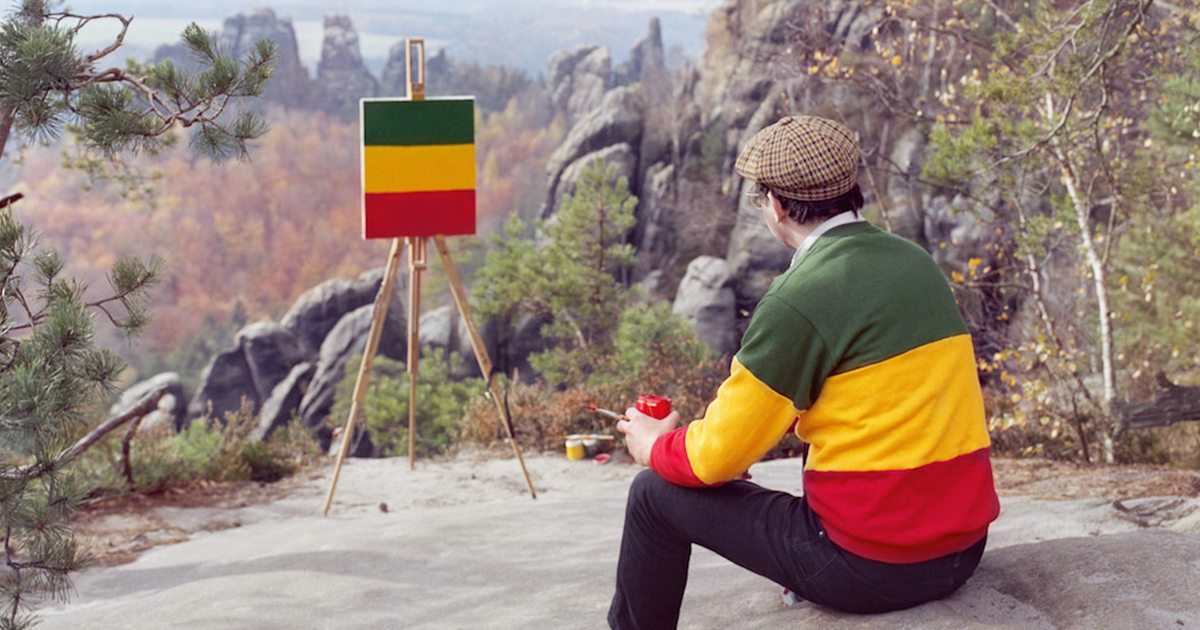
[{"x1": 923, "y1": 0, "x2": 1183, "y2": 462}]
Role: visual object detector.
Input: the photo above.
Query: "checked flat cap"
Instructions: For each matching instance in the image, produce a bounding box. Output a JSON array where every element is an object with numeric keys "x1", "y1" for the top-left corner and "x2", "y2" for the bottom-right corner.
[{"x1": 735, "y1": 115, "x2": 859, "y2": 201}]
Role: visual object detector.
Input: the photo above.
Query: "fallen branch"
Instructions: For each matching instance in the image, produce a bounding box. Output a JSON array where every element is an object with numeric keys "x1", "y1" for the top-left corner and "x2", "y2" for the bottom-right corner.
[
  {"x1": 1114, "y1": 372, "x2": 1200, "y2": 438},
  {"x1": 1, "y1": 384, "x2": 169, "y2": 480},
  {"x1": 121, "y1": 414, "x2": 146, "y2": 489}
]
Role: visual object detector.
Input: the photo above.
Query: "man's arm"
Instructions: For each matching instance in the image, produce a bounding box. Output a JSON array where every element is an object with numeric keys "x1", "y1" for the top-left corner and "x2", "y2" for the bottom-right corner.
[
  {"x1": 647, "y1": 357, "x2": 801, "y2": 487},
  {"x1": 635, "y1": 295, "x2": 830, "y2": 487}
]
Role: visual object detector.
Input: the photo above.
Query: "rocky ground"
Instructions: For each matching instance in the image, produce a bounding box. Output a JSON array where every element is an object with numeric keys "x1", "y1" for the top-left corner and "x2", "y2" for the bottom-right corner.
[
  {"x1": 70, "y1": 454, "x2": 1200, "y2": 568},
  {"x1": 40, "y1": 452, "x2": 1199, "y2": 630}
]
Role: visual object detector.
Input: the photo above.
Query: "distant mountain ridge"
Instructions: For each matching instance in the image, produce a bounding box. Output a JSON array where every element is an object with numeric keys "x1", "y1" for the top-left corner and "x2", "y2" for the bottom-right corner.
[
  {"x1": 152, "y1": 8, "x2": 677, "y2": 120},
  {"x1": 89, "y1": 1, "x2": 712, "y2": 76}
]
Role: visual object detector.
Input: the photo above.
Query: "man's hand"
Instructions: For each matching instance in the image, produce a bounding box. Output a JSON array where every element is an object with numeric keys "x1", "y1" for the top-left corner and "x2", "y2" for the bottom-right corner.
[{"x1": 616, "y1": 406, "x2": 680, "y2": 467}]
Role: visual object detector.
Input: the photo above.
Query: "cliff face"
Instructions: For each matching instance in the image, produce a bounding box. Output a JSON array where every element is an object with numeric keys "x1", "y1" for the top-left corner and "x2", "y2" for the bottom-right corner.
[
  {"x1": 539, "y1": 2, "x2": 865, "y2": 341},
  {"x1": 539, "y1": 0, "x2": 993, "y2": 351},
  {"x1": 684, "y1": 0, "x2": 884, "y2": 314}
]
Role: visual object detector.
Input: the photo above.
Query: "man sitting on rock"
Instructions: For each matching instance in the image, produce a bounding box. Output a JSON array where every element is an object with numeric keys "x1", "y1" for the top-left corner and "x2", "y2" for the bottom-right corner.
[{"x1": 609, "y1": 114, "x2": 1001, "y2": 630}]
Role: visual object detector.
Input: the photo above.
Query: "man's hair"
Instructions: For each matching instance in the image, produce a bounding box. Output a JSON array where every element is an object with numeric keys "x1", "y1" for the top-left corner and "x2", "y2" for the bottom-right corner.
[{"x1": 757, "y1": 182, "x2": 864, "y2": 224}]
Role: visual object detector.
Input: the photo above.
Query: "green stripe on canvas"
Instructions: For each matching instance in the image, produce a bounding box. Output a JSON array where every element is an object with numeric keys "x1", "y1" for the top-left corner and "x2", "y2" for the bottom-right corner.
[{"x1": 362, "y1": 99, "x2": 475, "y2": 146}]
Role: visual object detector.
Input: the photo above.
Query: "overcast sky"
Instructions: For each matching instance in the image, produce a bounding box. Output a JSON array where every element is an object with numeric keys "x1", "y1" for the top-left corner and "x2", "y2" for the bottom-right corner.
[{"x1": 64, "y1": 1, "x2": 723, "y2": 73}]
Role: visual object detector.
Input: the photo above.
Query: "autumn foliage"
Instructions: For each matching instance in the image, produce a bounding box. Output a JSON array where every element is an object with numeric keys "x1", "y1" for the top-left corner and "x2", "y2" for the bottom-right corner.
[{"x1": 6, "y1": 102, "x2": 560, "y2": 374}]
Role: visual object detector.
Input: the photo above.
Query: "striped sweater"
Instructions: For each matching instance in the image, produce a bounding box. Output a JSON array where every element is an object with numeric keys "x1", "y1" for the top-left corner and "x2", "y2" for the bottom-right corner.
[{"x1": 651, "y1": 221, "x2": 1000, "y2": 564}]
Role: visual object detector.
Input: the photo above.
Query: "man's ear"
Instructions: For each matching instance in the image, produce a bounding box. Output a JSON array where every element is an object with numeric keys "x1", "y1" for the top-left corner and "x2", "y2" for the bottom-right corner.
[{"x1": 768, "y1": 191, "x2": 787, "y2": 223}]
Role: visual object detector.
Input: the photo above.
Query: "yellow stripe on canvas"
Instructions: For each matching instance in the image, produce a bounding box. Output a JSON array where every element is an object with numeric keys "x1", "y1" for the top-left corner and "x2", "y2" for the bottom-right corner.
[
  {"x1": 798, "y1": 334, "x2": 990, "y2": 473},
  {"x1": 364, "y1": 144, "x2": 475, "y2": 194}
]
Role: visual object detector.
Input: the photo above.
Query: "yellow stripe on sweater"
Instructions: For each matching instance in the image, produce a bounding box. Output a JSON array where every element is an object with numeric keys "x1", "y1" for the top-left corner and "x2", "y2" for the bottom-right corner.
[
  {"x1": 685, "y1": 357, "x2": 802, "y2": 485},
  {"x1": 798, "y1": 334, "x2": 989, "y2": 472},
  {"x1": 363, "y1": 144, "x2": 475, "y2": 194}
]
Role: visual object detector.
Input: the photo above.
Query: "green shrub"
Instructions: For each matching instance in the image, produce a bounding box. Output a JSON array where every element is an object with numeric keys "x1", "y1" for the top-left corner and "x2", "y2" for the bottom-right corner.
[
  {"x1": 331, "y1": 351, "x2": 484, "y2": 457},
  {"x1": 467, "y1": 159, "x2": 729, "y2": 453},
  {"x1": 460, "y1": 304, "x2": 728, "y2": 454},
  {"x1": 73, "y1": 398, "x2": 320, "y2": 493}
]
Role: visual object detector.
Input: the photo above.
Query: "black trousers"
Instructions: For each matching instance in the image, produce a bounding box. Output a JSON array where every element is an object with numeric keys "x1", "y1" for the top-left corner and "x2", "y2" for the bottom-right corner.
[{"x1": 608, "y1": 469, "x2": 986, "y2": 630}]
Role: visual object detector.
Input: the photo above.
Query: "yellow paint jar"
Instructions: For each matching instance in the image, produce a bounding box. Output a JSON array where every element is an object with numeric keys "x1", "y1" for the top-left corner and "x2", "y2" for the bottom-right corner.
[{"x1": 565, "y1": 439, "x2": 584, "y2": 460}]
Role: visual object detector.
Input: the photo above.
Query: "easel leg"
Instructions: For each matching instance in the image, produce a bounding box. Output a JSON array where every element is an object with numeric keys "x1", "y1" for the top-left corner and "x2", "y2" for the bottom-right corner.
[
  {"x1": 323, "y1": 237, "x2": 405, "y2": 516},
  {"x1": 434, "y1": 236, "x2": 537, "y2": 499},
  {"x1": 407, "y1": 237, "x2": 426, "y2": 469}
]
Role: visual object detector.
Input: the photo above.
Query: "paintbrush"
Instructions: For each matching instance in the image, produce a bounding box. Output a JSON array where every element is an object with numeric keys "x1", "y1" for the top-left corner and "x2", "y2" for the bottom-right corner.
[{"x1": 583, "y1": 405, "x2": 628, "y2": 420}]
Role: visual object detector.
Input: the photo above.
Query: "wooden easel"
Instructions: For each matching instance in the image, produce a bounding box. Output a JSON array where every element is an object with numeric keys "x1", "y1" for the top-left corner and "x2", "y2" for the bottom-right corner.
[{"x1": 323, "y1": 39, "x2": 536, "y2": 516}]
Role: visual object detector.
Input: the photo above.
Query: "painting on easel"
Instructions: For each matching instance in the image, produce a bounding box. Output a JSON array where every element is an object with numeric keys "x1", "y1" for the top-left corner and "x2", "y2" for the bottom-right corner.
[
  {"x1": 360, "y1": 97, "x2": 476, "y2": 239},
  {"x1": 323, "y1": 39, "x2": 535, "y2": 516}
]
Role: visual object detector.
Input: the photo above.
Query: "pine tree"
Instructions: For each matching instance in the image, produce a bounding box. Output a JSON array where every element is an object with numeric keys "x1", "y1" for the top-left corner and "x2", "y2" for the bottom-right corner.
[
  {"x1": 0, "y1": 202, "x2": 160, "y2": 629},
  {"x1": 475, "y1": 158, "x2": 638, "y2": 385},
  {"x1": 0, "y1": 0, "x2": 276, "y2": 163},
  {"x1": 0, "y1": 3, "x2": 274, "y2": 625}
]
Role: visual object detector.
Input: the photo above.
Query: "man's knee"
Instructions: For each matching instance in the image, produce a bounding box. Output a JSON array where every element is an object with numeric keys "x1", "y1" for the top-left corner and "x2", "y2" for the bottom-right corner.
[{"x1": 628, "y1": 468, "x2": 668, "y2": 506}]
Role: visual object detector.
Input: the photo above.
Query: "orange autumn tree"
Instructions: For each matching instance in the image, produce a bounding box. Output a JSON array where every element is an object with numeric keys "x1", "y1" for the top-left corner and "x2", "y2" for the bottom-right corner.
[{"x1": 18, "y1": 99, "x2": 560, "y2": 375}]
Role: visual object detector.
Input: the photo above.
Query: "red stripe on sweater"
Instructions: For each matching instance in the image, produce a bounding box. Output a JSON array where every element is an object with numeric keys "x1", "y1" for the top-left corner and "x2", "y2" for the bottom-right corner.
[
  {"x1": 650, "y1": 427, "x2": 708, "y2": 487},
  {"x1": 804, "y1": 447, "x2": 999, "y2": 563}
]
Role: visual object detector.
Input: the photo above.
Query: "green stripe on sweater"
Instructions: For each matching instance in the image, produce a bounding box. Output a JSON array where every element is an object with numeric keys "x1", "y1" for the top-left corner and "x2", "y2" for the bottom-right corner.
[{"x1": 737, "y1": 223, "x2": 967, "y2": 409}]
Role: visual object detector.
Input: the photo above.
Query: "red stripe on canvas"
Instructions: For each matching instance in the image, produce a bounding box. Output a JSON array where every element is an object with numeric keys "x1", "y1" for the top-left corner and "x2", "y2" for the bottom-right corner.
[{"x1": 363, "y1": 190, "x2": 476, "y2": 238}]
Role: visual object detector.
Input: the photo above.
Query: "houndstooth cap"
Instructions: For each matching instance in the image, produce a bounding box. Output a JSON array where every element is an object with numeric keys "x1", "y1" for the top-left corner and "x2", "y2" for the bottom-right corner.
[{"x1": 734, "y1": 115, "x2": 859, "y2": 201}]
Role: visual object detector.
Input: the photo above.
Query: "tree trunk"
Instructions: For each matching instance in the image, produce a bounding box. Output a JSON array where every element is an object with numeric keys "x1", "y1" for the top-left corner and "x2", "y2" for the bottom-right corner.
[
  {"x1": 121, "y1": 415, "x2": 146, "y2": 489},
  {"x1": 1, "y1": 384, "x2": 169, "y2": 480},
  {"x1": 1045, "y1": 93, "x2": 1117, "y2": 462},
  {"x1": 0, "y1": 106, "x2": 14, "y2": 163}
]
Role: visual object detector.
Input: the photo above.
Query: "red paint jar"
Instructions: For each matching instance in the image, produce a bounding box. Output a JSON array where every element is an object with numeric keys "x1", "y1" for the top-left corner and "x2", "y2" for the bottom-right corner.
[{"x1": 636, "y1": 395, "x2": 673, "y2": 420}]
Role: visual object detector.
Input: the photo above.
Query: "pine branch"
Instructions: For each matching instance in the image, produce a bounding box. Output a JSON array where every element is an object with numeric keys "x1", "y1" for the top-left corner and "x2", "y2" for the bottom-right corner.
[
  {"x1": 0, "y1": 13, "x2": 276, "y2": 162},
  {"x1": 0, "y1": 382, "x2": 169, "y2": 481}
]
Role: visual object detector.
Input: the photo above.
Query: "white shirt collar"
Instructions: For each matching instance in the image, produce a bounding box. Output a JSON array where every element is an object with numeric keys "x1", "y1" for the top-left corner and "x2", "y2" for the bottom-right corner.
[{"x1": 790, "y1": 211, "x2": 866, "y2": 267}]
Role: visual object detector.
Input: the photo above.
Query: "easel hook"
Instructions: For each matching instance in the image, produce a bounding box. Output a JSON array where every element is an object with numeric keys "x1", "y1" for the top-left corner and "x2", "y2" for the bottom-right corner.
[
  {"x1": 409, "y1": 237, "x2": 428, "y2": 270},
  {"x1": 405, "y1": 38, "x2": 426, "y2": 102}
]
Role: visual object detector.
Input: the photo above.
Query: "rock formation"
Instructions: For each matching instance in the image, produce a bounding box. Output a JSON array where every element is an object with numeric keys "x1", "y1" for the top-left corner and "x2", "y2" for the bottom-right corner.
[
  {"x1": 544, "y1": 86, "x2": 646, "y2": 218},
  {"x1": 379, "y1": 41, "x2": 414, "y2": 97},
  {"x1": 547, "y1": 45, "x2": 612, "y2": 124},
  {"x1": 220, "y1": 8, "x2": 312, "y2": 108},
  {"x1": 280, "y1": 269, "x2": 401, "y2": 359},
  {"x1": 297, "y1": 301, "x2": 408, "y2": 450},
  {"x1": 631, "y1": 162, "x2": 676, "y2": 292},
  {"x1": 418, "y1": 305, "x2": 497, "y2": 381},
  {"x1": 110, "y1": 372, "x2": 187, "y2": 432},
  {"x1": 552, "y1": 143, "x2": 638, "y2": 211},
  {"x1": 315, "y1": 15, "x2": 379, "y2": 118},
  {"x1": 672, "y1": 256, "x2": 739, "y2": 356},
  {"x1": 152, "y1": 8, "x2": 311, "y2": 111},
  {"x1": 614, "y1": 16, "x2": 667, "y2": 90},
  {"x1": 252, "y1": 362, "x2": 315, "y2": 442},
  {"x1": 186, "y1": 322, "x2": 306, "y2": 425},
  {"x1": 185, "y1": 267, "x2": 406, "y2": 450}
]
